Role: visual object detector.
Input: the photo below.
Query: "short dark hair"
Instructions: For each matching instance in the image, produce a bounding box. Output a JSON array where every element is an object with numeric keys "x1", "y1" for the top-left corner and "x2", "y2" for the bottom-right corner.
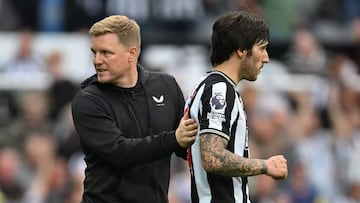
[
  {"x1": 89, "y1": 15, "x2": 141, "y2": 51},
  {"x1": 210, "y1": 10, "x2": 269, "y2": 66}
]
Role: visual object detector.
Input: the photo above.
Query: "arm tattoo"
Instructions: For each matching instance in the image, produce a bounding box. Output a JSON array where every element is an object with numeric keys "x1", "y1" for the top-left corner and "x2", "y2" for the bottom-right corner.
[{"x1": 200, "y1": 133, "x2": 265, "y2": 177}]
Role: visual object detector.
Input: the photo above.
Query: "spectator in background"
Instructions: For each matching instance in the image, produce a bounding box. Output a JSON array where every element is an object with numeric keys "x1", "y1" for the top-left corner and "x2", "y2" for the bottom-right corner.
[
  {"x1": 292, "y1": 92, "x2": 337, "y2": 201},
  {"x1": 4, "y1": 90, "x2": 53, "y2": 150},
  {"x1": 46, "y1": 51, "x2": 79, "y2": 121},
  {"x1": 0, "y1": 146, "x2": 26, "y2": 202},
  {"x1": 248, "y1": 92, "x2": 291, "y2": 159},
  {"x1": 326, "y1": 54, "x2": 360, "y2": 201},
  {"x1": 250, "y1": 174, "x2": 279, "y2": 203},
  {"x1": 53, "y1": 103, "x2": 81, "y2": 160},
  {"x1": 284, "y1": 27, "x2": 328, "y2": 75},
  {"x1": 285, "y1": 160, "x2": 323, "y2": 203},
  {"x1": 22, "y1": 132, "x2": 70, "y2": 203},
  {"x1": 1, "y1": 30, "x2": 51, "y2": 90},
  {"x1": 3, "y1": 30, "x2": 46, "y2": 77},
  {"x1": 64, "y1": 152, "x2": 85, "y2": 203}
]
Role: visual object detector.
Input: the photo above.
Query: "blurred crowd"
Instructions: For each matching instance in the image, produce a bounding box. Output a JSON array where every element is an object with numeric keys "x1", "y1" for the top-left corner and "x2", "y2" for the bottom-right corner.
[
  {"x1": 0, "y1": 30, "x2": 83, "y2": 203},
  {"x1": 1, "y1": 0, "x2": 360, "y2": 203},
  {"x1": 1, "y1": 0, "x2": 360, "y2": 42}
]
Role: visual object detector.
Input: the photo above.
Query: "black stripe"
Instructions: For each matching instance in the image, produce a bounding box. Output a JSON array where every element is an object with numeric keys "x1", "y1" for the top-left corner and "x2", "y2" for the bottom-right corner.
[
  {"x1": 222, "y1": 83, "x2": 235, "y2": 135},
  {"x1": 228, "y1": 113, "x2": 239, "y2": 152},
  {"x1": 242, "y1": 147, "x2": 249, "y2": 202},
  {"x1": 189, "y1": 148, "x2": 200, "y2": 203},
  {"x1": 207, "y1": 173, "x2": 235, "y2": 203},
  {"x1": 241, "y1": 176, "x2": 248, "y2": 202}
]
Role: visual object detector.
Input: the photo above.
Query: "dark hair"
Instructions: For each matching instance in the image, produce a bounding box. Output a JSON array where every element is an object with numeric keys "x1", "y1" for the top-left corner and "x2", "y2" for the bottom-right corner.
[{"x1": 210, "y1": 10, "x2": 269, "y2": 66}]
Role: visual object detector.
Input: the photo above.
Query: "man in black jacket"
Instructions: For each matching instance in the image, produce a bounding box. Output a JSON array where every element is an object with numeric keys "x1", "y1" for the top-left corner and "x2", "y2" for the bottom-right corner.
[{"x1": 71, "y1": 15, "x2": 197, "y2": 203}]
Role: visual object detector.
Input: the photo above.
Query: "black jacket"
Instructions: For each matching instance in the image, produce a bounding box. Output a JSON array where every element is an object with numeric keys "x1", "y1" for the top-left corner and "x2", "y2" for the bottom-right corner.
[{"x1": 71, "y1": 66, "x2": 187, "y2": 203}]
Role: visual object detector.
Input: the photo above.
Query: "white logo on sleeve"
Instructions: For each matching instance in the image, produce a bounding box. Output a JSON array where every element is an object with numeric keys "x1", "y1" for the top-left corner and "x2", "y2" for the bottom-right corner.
[{"x1": 152, "y1": 95, "x2": 165, "y2": 106}]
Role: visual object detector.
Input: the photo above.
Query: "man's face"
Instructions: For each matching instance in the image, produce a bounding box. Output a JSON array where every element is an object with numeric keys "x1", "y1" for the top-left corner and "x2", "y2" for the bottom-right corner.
[
  {"x1": 240, "y1": 41, "x2": 269, "y2": 81},
  {"x1": 90, "y1": 33, "x2": 133, "y2": 85}
]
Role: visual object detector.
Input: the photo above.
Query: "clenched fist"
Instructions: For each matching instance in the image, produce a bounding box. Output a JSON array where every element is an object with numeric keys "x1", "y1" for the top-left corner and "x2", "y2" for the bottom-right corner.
[{"x1": 264, "y1": 155, "x2": 288, "y2": 180}]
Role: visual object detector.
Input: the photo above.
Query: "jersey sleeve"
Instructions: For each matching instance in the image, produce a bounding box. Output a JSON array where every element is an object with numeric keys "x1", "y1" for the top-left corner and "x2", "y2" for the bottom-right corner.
[{"x1": 198, "y1": 81, "x2": 237, "y2": 140}]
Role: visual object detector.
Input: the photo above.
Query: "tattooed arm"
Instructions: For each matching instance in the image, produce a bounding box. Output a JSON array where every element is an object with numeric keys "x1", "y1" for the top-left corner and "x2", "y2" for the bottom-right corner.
[{"x1": 200, "y1": 133, "x2": 288, "y2": 179}]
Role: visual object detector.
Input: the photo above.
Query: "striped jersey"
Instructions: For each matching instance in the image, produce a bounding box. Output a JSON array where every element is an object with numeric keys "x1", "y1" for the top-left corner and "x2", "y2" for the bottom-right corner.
[{"x1": 185, "y1": 71, "x2": 250, "y2": 203}]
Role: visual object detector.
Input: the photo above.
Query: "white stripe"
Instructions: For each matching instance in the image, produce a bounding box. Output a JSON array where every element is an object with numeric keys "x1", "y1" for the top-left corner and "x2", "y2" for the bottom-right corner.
[
  {"x1": 191, "y1": 131, "x2": 212, "y2": 202},
  {"x1": 188, "y1": 82, "x2": 213, "y2": 202},
  {"x1": 232, "y1": 94, "x2": 249, "y2": 202},
  {"x1": 233, "y1": 95, "x2": 246, "y2": 156},
  {"x1": 208, "y1": 82, "x2": 227, "y2": 130},
  {"x1": 232, "y1": 177, "x2": 243, "y2": 202},
  {"x1": 200, "y1": 129, "x2": 229, "y2": 140}
]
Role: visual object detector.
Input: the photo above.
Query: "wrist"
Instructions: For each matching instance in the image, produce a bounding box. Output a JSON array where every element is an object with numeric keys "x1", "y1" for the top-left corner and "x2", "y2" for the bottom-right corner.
[{"x1": 261, "y1": 160, "x2": 268, "y2": 174}]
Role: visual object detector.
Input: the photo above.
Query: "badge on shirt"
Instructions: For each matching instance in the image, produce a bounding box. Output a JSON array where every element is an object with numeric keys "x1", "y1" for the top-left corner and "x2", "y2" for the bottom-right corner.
[
  {"x1": 207, "y1": 92, "x2": 226, "y2": 122},
  {"x1": 210, "y1": 92, "x2": 226, "y2": 110}
]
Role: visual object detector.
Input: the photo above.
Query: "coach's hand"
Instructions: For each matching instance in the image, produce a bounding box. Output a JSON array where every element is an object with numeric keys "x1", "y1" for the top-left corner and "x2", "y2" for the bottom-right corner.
[{"x1": 175, "y1": 108, "x2": 197, "y2": 148}]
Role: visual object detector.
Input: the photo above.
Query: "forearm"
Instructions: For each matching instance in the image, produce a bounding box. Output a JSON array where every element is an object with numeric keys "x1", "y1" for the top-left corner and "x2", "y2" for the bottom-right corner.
[
  {"x1": 100, "y1": 131, "x2": 179, "y2": 167},
  {"x1": 214, "y1": 153, "x2": 266, "y2": 177},
  {"x1": 76, "y1": 120, "x2": 179, "y2": 167},
  {"x1": 200, "y1": 134, "x2": 267, "y2": 177}
]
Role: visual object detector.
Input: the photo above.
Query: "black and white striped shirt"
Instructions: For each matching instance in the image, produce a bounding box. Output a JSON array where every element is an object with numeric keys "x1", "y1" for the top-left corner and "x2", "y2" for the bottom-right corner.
[{"x1": 185, "y1": 71, "x2": 250, "y2": 203}]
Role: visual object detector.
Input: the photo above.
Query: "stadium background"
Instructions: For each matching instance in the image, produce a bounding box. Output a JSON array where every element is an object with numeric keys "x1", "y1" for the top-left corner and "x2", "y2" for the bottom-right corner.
[{"x1": 0, "y1": 0, "x2": 360, "y2": 203}]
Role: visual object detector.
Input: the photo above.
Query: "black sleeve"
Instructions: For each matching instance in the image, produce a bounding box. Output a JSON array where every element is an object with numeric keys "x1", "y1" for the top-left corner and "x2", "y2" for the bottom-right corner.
[{"x1": 71, "y1": 91, "x2": 181, "y2": 168}]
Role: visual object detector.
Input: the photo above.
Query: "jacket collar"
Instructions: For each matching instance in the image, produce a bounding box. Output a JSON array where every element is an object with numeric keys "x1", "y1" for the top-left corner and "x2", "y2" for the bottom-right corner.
[{"x1": 137, "y1": 64, "x2": 150, "y2": 86}]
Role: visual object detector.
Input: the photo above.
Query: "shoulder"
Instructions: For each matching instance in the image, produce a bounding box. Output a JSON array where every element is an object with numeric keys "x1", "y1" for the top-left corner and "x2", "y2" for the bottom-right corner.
[
  {"x1": 205, "y1": 72, "x2": 233, "y2": 83},
  {"x1": 146, "y1": 71, "x2": 180, "y2": 89},
  {"x1": 203, "y1": 73, "x2": 235, "y2": 92},
  {"x1": 74, "y1": 84, "x2": 102, "y2": 100},
  {"x1": 149, "y1": 71, "x2": 176, "y2": 81},
  {"x1": 72, "y1": 84, "x2": 106, "y2": 112},
  {"x1": 138, "y1": 65, "x2": 178, "y2": 86}
]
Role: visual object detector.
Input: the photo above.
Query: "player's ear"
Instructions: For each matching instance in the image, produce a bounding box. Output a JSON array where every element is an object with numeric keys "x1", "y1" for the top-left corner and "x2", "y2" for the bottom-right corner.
[{"x1": 236, "y1": 49, "x2": 246, "y2": 59}]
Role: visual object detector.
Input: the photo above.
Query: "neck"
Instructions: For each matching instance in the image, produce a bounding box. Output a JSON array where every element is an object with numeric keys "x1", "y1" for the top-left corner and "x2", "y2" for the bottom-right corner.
[
  {"x1": 213, "y1": 59, "x2": 241, "y2": 84},
  {"x1": 115, "y1": 64, "x2": 138, "y2": 88}
]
